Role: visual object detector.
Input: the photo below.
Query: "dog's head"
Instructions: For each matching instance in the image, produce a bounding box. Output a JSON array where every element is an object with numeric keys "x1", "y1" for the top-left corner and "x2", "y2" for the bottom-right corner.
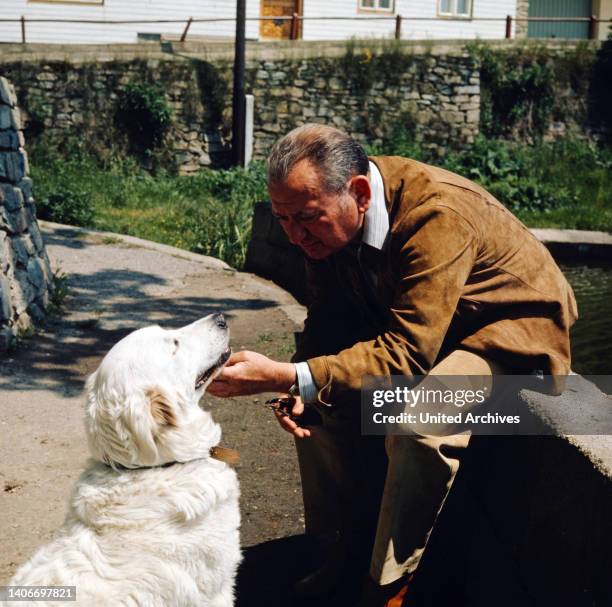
[{"x1": 85, "y1": 313, "x2": 231, "y2": 469}]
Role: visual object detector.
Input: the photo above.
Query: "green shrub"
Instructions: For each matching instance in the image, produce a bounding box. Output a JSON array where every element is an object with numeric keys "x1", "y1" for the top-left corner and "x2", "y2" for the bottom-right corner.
[
  {"x1": 378, "y1": 132, "x2": 610, "y2": 217},
  {"x1": 116, "y1": 82, "x2": 172, "y2": 153},
  {"x1": 469, "y1": 44, "x2": 556, "y2": 138},
  {"x1": 35, "y1": 182, "x2": 94, "y2": 226}
]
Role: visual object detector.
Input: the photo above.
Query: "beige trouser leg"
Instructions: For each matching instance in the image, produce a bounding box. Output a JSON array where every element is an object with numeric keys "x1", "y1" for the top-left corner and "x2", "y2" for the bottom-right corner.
[{"x1": 295, "y1": 349, "x2": 503, "y2": 585}]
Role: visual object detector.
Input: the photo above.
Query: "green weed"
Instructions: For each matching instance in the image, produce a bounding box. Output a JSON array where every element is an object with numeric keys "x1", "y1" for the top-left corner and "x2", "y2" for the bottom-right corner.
[{"x1": 48, "y1": 269, "x2": 69, "y2": 316}]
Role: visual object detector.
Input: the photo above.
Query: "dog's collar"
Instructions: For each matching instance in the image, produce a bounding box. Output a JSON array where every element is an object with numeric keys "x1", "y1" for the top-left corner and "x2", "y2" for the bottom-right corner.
[
  {"x1": 105, "y1": 445, "x2": 240, "y2": 471},
  {"x1": 209, "y1": 445, "x2": 240, "y2": 465}
]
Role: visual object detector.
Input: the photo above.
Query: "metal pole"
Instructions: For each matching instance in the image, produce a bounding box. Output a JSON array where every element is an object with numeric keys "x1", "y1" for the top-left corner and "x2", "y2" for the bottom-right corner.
[
  {"x1": 395, "y1": 14, "x2": 402, "y2": 40},
  {"x1": 232, "y1": 0, "x2": 246, "y2": 167},
  {"x1": 588, "y1": 15, "x2": 597, "y2": 40},
  {"x1": 290, "y1": 12, "x2": 299, "y2": 40},
  {"x1": 180, "y1": 17, "x2": 193, "y2": 42},
  {"x1": 505, "y1": 14, "x2": 512, "y2": 39},
  {"x1": 21, "y1": 15, "x2": 26, "y2": 44}
]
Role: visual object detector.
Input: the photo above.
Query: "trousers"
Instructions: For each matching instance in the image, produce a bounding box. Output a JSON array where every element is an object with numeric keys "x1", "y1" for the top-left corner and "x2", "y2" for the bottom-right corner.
[{"x1": 295, "y1": 349, "x2": 502, "y2": 585}]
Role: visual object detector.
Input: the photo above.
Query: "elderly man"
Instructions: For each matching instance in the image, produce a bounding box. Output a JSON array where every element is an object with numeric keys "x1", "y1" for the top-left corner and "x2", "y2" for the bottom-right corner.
[{"x1": 209, "y1": 124, "x2": 577, "y2": 606}]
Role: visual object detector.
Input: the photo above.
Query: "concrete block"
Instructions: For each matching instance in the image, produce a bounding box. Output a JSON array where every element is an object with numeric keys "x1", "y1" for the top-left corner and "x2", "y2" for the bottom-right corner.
[
  {"x1": 26, "y1": 257, "x2": 46, "y2": 291},
  {"x1": 11, "y1": 269, "x2": 34, "y2": 314},
  {"x1": 3, "y1": 206, "x2": 28, "y2": 234},
  {"x1": 0, "y1": 277, "x2": 11, "y2": 321},
  {"x1": 0, "y1": 184, "x2": 24, "y2": 211},
  {"x1": 0, "y1": 230, "x2": 9, "y2": 272},
  {"x1": 0, "y1": 106, "x2": 21, "y2": 130},
  {"x1": 0, "y1": 151, "x2": 26, "y2": 183},
  {"x1": 466, "y1": 109, "x2": 480, "y2": 123},
  {"x1": 455, "y1": 85, "x2": 480, "y2": 95},
  {"x1": 0, "y1": 130, "x2": 20, "y2": 150},
  {"x1": 28, "y1": 220, "x2": 45, "y2": 254},
  {"x1": 0, "y1": 77, "x2": 16, "y2": 107},
  {"x1": 17, "y1": 177, "x2": 33, "y2": 204}
]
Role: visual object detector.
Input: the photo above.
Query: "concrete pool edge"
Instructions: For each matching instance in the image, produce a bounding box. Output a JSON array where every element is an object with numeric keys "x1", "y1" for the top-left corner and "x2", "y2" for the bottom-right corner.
[{"x1": 530, "y1": 228, "x2": 612, "y2": 261}]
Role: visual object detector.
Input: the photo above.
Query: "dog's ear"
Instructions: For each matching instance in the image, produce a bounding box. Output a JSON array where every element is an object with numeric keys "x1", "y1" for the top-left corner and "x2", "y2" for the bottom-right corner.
[{"x1": 146, "y1": 387, "x2": 177, "y2": 428}]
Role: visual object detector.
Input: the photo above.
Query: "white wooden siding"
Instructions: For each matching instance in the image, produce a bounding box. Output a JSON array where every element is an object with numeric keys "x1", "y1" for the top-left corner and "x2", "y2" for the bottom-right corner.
[
  {"x1": 0, "y1": 0, "x2": 517, "y2": 44},
  {"x1": 0, "y1": 1, "x2": 260, "y2": 44},
  {"x1": 302, "y1": 0, "x2": 518, "y2": 41}
]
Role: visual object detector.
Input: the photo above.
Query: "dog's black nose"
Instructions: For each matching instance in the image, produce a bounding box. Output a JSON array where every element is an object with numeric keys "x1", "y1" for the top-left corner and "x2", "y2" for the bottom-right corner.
[{"x1": 213, "y1": 313, "x2": 227, "y2": 329}]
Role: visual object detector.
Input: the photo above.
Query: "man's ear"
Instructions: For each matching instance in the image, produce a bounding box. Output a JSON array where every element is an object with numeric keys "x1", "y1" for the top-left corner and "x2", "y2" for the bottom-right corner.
[
  {"x1": 349, "y1": 175, "x2": 371, "y2": 214},
  {"x1": 146, "y1": 387, "x2": 177, "y2": 428}
]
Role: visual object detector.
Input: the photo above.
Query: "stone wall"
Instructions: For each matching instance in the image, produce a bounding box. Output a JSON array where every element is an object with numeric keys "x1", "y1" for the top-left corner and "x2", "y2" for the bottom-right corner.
[
  {"x1": 248, "y1": 50, "x2": 480, "y2": 159},
  {"x1": 0, "y1": 40, "x2": 603, "y2": 174},
  {"x1": 0, "y1": 58, "x2": 231, "y2": 174},
  {"x1": 0, "y1": 77, "x2": 52, "y2": 349},
  {"x1": 515, "y1": 0, "x2": 530, "y2": 39},
  {"x1": 0, "y1": 41, "x2": 481, "y2": 174}
]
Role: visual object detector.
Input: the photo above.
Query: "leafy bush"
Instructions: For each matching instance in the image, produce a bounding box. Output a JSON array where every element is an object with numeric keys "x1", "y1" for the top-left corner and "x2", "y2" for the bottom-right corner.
[
  {"x1": 469, "y1": 44, "x2": 556, "y2": 139},
  {"x1": 116, "y1": 82, "x2": 172, "y2": 153},
  {"x1": 35, "y1": 182, "x2": 94, "y2": 226},
  {"x1": 378, "y1": 131, "x2": 610, "y2": 216}
]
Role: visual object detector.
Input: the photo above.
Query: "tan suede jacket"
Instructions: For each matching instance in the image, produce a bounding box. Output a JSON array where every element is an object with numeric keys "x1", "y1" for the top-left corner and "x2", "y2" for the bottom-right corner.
[{"x1": 298, "y1": 156, "x2": 578, "y2": 407}]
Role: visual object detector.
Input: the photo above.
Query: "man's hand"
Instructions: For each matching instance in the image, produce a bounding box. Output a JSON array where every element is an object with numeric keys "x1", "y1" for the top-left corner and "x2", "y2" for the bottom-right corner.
[
  {"x1": 272, "y1": 395, "x2": 311, "y2": 439},
  {"x1": 208, "y1": 350, "x2": 295, "y2": 397}
]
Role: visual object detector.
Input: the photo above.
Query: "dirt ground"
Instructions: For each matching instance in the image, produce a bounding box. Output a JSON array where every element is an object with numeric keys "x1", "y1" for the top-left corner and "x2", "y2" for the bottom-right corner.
[{"x1": 0, "y1": 223, "x2": 325, "y2": 604}]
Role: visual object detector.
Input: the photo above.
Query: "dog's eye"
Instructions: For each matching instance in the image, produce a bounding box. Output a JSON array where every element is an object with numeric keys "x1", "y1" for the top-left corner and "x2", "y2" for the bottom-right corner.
[{"x1": 172, "y1": 338, "x2": 179, "y2": 354}]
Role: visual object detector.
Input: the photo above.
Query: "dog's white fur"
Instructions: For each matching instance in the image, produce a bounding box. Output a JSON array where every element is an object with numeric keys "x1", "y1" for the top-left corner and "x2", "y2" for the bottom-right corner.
[{"x1": 8, "y1": 315, "x2": 241, "y2": 607}]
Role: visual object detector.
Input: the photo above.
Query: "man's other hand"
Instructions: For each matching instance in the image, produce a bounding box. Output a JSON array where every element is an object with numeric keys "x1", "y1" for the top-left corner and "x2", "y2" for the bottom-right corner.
[{"x1": 273, "y1": 395, "x2": 311, "y2": 439}]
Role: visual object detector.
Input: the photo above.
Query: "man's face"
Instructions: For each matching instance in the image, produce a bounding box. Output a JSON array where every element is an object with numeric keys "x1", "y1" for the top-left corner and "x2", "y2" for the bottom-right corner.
[{"x1": 269, "y1": 158, "x2": 370, "y2": 260}]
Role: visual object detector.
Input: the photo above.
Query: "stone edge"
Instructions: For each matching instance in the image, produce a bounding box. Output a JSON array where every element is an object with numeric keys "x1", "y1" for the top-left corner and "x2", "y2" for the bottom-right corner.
[
  {"x1": 38, "y1": 220, "x2": 231, "y2": 271},
  {"x1": 530, "y1": 228, "x2": 612, "y2": 247}
]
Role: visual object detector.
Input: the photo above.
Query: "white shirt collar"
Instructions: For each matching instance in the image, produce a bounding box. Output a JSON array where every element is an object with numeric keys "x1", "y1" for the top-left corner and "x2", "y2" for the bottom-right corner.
[{"x1": 362, "y1": 161, "x2": 389, "y2": 251}]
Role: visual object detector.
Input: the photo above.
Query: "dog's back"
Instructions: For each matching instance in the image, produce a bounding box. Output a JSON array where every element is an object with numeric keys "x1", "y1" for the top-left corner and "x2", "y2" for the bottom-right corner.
[{"x1": 9, "y1": 458, "x2": 241, "y2": 607}]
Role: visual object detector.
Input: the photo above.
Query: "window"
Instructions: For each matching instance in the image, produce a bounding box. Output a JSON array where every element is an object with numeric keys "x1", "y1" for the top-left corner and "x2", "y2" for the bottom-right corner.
[
  {"x1": 438, "y1": 0, "x2": 472, "y2": 18},
  {"x1": 359, "y1": 0, "x2": 395, "y2": 12}
]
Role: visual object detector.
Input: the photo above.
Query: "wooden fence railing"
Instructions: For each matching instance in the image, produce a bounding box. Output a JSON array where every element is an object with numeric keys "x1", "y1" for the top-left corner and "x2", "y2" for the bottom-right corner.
[{"x1": 1, "y1": 14, "x2": 611, "y2": 44}]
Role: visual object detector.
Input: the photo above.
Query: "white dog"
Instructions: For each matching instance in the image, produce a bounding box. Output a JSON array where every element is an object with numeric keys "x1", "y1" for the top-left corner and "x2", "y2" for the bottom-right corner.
[{"x1": 8, "y1": 314, "x2": 241, "y2": 607}]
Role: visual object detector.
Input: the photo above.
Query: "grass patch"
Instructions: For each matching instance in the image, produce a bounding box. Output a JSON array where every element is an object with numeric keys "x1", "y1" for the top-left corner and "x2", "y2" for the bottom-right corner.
[
  {"x1": 30, "y1": 140, "x2": 267, "y2": 269},
  {"x1": 29, "y1": 135, "x2": 611, "y2": 273}
]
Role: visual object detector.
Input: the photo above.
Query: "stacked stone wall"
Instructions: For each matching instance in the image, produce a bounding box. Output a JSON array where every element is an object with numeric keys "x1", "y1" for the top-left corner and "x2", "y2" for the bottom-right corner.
[
  {"x1": 0, "y1": 42, "x2": 481, "y2": 174},
  {"x1": 248, "y1": 52, "x2": 480, "y2": 159},
  {"x1": 0, "y1": 77, "x2": 52, "y2": 349},
  {"x1": 0, "y1": 40, "x2": 602, "y2": 174},
  {"x1": 515, "y1": 0, "x2": 530, "y2": 39}
]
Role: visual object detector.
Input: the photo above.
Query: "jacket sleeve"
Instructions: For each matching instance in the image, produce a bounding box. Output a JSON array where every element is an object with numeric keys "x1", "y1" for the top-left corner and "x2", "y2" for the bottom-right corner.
[{"x1": 305, "y1": 203, "x2": 477, "y2": 405}]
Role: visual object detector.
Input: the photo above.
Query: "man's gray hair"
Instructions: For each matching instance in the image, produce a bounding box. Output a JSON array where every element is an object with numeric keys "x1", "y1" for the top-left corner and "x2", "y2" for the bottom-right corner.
[{"x1": 267, "y1": 124, "x2": 369, "y2": 194}]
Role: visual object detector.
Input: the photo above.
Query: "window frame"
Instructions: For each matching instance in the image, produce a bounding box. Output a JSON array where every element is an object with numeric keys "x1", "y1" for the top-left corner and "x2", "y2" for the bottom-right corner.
[
  {"x1": 437, "y1": 0, "x2": 473, "y2": 20},
  {"x1": 358, "y1": 0, "x2": 396, "y2": 14}
]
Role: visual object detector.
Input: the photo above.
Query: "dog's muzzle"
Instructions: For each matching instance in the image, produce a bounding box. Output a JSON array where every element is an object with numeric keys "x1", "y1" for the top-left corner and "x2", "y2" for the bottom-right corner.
[{"x1": 195, "y1": 347, "x2": 232, "y2": 389}]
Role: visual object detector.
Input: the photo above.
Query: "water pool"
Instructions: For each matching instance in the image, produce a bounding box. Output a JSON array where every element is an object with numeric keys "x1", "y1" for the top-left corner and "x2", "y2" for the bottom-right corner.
[{"x1": 561, "y1": 262, "x2": 612, "y2": 375}]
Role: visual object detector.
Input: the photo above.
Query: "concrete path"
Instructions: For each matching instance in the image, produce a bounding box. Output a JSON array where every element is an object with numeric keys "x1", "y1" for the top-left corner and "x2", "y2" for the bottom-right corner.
[{"x1": 0, "y1": 222, "x2": 313, "y2": 599}]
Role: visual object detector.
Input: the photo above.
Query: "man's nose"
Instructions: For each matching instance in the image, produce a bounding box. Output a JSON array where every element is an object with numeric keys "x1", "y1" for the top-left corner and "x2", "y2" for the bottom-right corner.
[{"x1": 283, "y1": 218, "x2": 307, "y2": 245}]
